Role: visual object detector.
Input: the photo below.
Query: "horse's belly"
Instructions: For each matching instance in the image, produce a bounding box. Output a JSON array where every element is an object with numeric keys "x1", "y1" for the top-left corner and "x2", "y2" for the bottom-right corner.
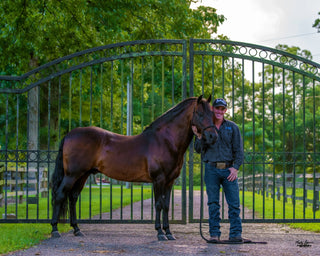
[{"x1": 98, "y1": 156, "x2": 152, "y2": 183}]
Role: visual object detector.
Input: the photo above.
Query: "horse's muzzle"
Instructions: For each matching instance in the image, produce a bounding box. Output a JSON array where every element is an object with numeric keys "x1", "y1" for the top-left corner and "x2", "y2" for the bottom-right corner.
[{"x1": 203, "y1": 130, "x2": 218, "y2": 145}]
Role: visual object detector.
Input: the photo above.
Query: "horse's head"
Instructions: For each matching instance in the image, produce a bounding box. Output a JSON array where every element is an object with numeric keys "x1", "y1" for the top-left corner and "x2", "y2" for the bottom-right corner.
[{"x1": 192, "y1": 95, "x2": 218, "y2": 145}]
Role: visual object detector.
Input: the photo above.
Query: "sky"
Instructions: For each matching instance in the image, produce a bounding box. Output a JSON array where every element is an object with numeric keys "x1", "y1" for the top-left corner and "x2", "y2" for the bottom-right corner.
[{"x1": 191, "y1": 0, "x2": 320, "y2": 63}]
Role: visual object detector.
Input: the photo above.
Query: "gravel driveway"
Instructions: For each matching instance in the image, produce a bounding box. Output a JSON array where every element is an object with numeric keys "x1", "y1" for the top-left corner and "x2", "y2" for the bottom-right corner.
[{"x1": 5, "y1": 190, "x2": 320, "y2": 256}]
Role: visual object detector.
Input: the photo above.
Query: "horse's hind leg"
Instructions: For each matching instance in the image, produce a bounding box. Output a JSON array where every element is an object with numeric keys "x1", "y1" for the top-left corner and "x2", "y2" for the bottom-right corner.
[
  {"x1": 51, "y1": 176, "x2": 75, "y2": 237},
  {"x1": 51, "y1": 201, "x2": 62, "y2": 237},
  {"x1": 69, "y1": 172, "x2": 91, "y2": 236}
]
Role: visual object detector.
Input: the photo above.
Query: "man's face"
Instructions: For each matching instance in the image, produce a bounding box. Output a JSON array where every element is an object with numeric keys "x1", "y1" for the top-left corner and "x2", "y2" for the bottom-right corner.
[{"x1": 213, "y1": 106, "x2": 227, "y2": 121}]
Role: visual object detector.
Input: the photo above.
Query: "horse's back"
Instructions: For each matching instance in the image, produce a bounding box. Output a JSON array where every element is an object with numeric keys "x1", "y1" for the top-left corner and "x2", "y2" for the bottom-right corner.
[{"x1": 62, "y1": 126, "x2": 153, "y2": 182}]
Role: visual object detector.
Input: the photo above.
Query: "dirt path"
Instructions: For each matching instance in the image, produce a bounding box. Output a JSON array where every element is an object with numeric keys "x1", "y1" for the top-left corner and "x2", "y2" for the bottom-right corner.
[{"x1": 5, "y1": 190, "x2": 320, "y2": 256}]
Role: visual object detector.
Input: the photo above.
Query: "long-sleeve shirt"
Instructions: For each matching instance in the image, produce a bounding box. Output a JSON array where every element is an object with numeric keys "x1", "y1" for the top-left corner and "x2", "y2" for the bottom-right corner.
[{"x1": 194, "y1": 119, "x2": 244, "y2": 170}]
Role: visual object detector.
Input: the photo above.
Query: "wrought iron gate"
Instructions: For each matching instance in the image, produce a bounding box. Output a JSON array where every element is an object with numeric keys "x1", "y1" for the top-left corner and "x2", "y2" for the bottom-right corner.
[{"x1": 0, "y1": 39, "x2": 319, "y2": 224}]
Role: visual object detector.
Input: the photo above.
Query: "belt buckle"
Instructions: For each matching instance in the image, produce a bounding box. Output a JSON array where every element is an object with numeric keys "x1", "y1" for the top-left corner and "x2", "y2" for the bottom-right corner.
[{"x1": 216, "y1": 162, "x2": 226, "y2": 169}]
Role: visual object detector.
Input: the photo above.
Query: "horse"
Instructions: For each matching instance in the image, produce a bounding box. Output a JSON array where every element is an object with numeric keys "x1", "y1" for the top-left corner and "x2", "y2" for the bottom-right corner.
[{"x1": 50, "y1": 95, "x2": 217, "y2": 241}]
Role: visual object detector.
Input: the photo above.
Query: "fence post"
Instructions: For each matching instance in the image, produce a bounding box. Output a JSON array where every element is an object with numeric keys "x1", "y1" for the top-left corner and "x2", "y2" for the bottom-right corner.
[
  {"x1": 277, "y1": 176, "x2": 281, "y2": 201},
  {"x1": 0, "y1": 164, "x2": 3, "y2": 207},
  {"x1": 314, "y1": 178, "x2": 319, "y2": 212}
]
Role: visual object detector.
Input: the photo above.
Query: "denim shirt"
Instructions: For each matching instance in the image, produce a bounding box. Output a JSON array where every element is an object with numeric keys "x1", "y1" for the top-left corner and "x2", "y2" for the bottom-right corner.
[{"x1": 194, "y1": 119, "x2": 244, "y2": 170}]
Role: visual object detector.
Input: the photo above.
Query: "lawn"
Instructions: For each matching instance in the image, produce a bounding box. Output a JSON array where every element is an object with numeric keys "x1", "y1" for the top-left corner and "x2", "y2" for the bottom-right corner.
[{"x1": 240, "y1": 190, "x2": 320, "y2": 232}]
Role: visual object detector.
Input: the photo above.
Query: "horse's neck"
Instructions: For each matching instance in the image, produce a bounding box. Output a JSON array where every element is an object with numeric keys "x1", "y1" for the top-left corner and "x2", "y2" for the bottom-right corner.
[{"x1": 162, "y1": 107, "x2": 194, "y2": 152}]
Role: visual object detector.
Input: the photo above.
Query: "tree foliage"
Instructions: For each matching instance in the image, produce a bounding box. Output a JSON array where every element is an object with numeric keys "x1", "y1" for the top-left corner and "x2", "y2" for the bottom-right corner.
[
  {"x1": 0, "y1": 0, "x2": 225, "y2": 75},
  {"x1": 312, "y1": 11, "x2": 320, "y2": 32}
]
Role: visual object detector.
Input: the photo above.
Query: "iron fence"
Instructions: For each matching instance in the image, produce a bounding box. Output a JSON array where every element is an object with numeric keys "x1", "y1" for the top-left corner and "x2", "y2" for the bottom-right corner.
[{"x1": 0, "y1": 39, "x2": 320, "y2": 224}]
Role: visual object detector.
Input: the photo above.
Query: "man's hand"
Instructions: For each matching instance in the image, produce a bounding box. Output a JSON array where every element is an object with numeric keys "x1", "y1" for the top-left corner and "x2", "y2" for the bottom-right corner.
[
  {"x1": 227, "y1": 167, "x2": 238, "y2": 182},
  {"x1": 192, "y1": 125, "x2": 202, "y2": 139}
]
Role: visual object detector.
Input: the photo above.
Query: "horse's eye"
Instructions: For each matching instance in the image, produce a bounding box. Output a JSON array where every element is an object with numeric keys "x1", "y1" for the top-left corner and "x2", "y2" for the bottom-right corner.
[{"x1": 197, "y1": 111, "x2": 204, "y2": 118}]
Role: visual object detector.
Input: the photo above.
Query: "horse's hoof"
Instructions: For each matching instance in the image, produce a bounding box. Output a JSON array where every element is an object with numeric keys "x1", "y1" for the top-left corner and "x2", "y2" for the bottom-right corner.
[
  {"x1": 157, "y1": 234, "x2": 168, "y2": 241},
  {"x1": 74, "y1": 230, "x2": 85, "y2": 237},
  {"x1": 166, "y1": 234, "x2": 176, "y2": 240},
  {"x1": 51, "y1": 231, "x2": 61, "y2": 238}
]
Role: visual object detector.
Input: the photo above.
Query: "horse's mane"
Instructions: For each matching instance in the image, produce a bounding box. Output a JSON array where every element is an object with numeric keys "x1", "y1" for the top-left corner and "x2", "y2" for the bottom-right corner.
[{"x1": 143, "y1": 97, "x2": 197, "y2": 132}]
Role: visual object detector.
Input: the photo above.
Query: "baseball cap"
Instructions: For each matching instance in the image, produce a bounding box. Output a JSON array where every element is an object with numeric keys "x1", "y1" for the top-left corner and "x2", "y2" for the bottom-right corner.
[{"x1": 212, "y1": 98, "x2": 227, "y2": 108}]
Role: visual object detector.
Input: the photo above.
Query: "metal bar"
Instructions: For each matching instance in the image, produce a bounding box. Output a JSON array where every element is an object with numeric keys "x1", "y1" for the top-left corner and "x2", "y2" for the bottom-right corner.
[
  {"x1": 189, "y1": 39, "x2": 194, "y2": 97},
  {"x1": 282, "y1": 68, "x2": 286, "y2": 219},
  {"x1": 4, "y1": 94, "x2": 9, "y2": 219},
  {"x1": 152, "y1": 57, "x2": 155, "y2": 120},
  {"x1": 90, "y1": 67, "x2": 93, "y2": 126},
  {"x1": 110, "y1": 61, "x2": 114, "y2": 130},
  {"x1": 201, "y1": 55, "x2": 204, "y2": 95},
  {"x1": 292, "y1": 71, "x2": 296, "y2": 219},
  {"x1": 181, "y1": 156, "x2": 187, "y2": 223},
  {"x1": 182, "y1": 40, "x2": 187, "y2": 99},
  {"x1": 262, "y1": 62, "x2": 266, "y2": 219},
  {"x1": 47, "y1": 81, "x2": 51, "y2": 219},
  {"x1": 100, "y1": 64, "x2": 103, "y2": 128},
  {"x1": 232, "y1": 57, "x2": 235, "y2": 121},
  {"x1": 252, "y1": 60, "x2": 255, "y2": 220},
  {"x1": 120, "y1": 60, "x2": 124, "y2": 135},
  {"x1": 141, "y1": 184, "x2": 144, "y2": 220},
  {"x1": 141, "y1": 57, "x2": 144, "y2": 132},
  {"x1": 171, "y1": 56, "x2": 174, "y2": 105},
  {"x1": 69, "y1": 72, "x2": 72, "y2": 131},
  {"x1": 78, "y1": 70, "x2": 82, "y2": 219},
  {"x1": 302, "y1": 75, "x2": 306, "y2": 219},
  {"x1": 162, "y1": 56, "x2": 164, "y2": 113},
  {"x1": 99, "y1": 64, "x2": 103, "y2": 219},
  {"x1": 212, "y1": 56, "x2": 215, "y2": 98},
  {"x1": 272, "y1": 66, "x2": 276, "y2": 219},
  {"x1": 26, "y1": 90, "x2": 29, "y2": 219},
  {"x1": 15, "y1": 94, "x2": 19, "y2": 216},
  {"x1": 222, "y1": 56, "x2": 225, "y2": 97},
  {"x1": 312, "y1": 79, "x2": 317, "y2": 216},
  {"x1": 241, "y1": 59, "x2": 245, "y2": 219}
]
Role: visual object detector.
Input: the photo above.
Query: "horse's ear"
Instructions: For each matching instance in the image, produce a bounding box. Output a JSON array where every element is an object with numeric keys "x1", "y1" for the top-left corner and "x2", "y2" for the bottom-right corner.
[
  {"x1": 197, "y1": 95, "x2": 203, "y2": 104},
  {"x1": 207, "y1": 94, "x2": 212, "y2": 103}
]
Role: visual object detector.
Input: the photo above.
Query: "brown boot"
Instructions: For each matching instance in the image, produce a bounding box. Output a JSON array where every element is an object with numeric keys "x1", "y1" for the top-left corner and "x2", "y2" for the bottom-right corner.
[{"x1": 208, "y1": 236, "x2": 220, "y2": 243}]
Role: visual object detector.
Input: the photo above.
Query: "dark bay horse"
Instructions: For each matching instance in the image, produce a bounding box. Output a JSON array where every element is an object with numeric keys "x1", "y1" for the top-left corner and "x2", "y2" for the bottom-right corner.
[{"x1": 51, "y1": 95, "x2": 217, "y2": 240}]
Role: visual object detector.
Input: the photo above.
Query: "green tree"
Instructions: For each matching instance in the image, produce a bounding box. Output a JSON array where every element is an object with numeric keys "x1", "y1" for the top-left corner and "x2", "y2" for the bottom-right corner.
[
  {"x1": 0, "y1": 0, "x2": 225, "y2": 75},
  {"x1": 0, "y1": 0, "x2": 226, "y2": 150},
  {"x1": 312, "y1": 11, "x2": 320, "y2": 32}
]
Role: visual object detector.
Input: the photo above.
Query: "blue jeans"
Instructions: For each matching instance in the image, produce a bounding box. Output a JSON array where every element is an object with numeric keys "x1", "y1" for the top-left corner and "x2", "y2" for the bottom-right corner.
[{"x1": 204, "y1": 163, "x2": 242, "y2": 238}]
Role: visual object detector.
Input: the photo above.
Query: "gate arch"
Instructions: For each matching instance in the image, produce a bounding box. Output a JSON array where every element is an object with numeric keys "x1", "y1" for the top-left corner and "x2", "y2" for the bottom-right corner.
[{"x1": 0, "y1": 39, "x2": 319, "y2": 224}]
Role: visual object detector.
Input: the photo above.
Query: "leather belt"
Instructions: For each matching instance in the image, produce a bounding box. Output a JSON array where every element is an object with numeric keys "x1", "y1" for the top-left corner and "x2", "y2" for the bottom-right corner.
[{"x1": 207, "y1": 161, "x2": 233, "y2": 169}]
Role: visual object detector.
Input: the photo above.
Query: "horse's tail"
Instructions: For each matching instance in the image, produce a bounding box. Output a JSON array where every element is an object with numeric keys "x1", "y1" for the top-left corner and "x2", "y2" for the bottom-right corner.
[{"x1": 51, "y1": 137, "x2": 68, "y2": 219}]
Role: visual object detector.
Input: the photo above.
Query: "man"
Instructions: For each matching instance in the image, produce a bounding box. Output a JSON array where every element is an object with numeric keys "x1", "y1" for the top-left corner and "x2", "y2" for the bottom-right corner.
[{"x1": 192, "y1": 98, "x2": 244, "y2": 243}]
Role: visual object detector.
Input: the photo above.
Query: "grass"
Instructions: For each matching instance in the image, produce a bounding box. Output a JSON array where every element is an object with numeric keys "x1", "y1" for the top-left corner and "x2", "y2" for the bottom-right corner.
[
  {"x1": 0, "y1": 185, "x2": 153, "y2": 254},
  {"x1": 193, "y1": 184, "x2": 320, "y2": 232},
  {"x1": 0, "y1": 223, "x2": 70, "y2": 254},
  {"x1": 239, "y1": 190, "x2": 320, "y2": 232}
]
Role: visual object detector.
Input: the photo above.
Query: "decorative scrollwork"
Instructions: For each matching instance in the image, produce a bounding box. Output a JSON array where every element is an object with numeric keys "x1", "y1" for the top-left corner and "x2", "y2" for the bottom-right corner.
[{"x1": 192, "y1": 39, "x2": 320, "y2": 81}]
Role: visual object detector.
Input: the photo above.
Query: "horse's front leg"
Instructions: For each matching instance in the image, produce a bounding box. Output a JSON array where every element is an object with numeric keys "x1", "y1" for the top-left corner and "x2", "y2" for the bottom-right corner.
[
  {"x1": 154, "y1": 182, "x2": 167, "y2": 241},
  {"x1": 69, "y1": 192, "x2": 84, "y2": 237},
  {"x1": 69, "y1": 174, "x2": 90, "y2": 236},
  {"x1": 162, "y1": 185, "x2": 176, "y2": 240}
]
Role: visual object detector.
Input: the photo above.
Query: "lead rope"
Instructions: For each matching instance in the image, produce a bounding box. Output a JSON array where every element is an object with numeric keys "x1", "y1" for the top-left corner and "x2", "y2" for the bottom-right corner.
[
  {"x1": 199, "y1": 144, "x2": 209, "y2": 242},
  {"x1": 200, "y1": 162, "x2": 210, "y2": 242}
]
